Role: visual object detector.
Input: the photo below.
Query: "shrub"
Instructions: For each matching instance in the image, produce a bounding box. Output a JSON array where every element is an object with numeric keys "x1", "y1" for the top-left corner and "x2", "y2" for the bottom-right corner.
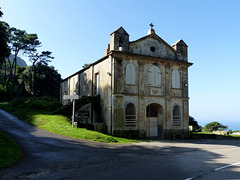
[{"x1": 8, "y1": 96, "x2": 61, "y2": 112}]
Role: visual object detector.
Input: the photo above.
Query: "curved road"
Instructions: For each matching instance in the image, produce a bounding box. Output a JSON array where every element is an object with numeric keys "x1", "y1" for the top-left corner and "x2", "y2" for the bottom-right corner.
[{"x1": 1, "y1": 109, "x2": 240, "y2": 180}]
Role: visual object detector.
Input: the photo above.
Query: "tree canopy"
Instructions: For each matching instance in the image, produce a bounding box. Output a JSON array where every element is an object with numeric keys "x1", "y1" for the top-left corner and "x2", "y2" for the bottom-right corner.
[
  {"x1": 189, "y1": 116, "x2": 201, "y2": 132},
  {"x1": 204, "y1": 121, "x2": 228, "y2": 132},
  {"x1": 5, "y1": 27, "x2": 41, "y2": 91},
  {"x1": 82, "y1": 63, "x2": 91, "y2": 68},
  {"x1": 0, "y1": 8, "x2": 3, "y2": 17},
  {"x1": 22, "y1": 64, "x2": 61, "y2": 99},
  {"x1": 0, "y1": 8, "x2": 59, "y2": 100},
  {"x1": 0, "y1": 9, "x2": 10, "y2": 65},
  {"x1": 29, "y1": 51, "x2": 54, "y2": 66}
]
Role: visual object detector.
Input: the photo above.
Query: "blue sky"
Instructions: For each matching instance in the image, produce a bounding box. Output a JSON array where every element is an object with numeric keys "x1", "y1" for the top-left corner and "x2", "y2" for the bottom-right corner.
[{"x1": 1, "y1": 0, "x2": 240, "y2": 130}]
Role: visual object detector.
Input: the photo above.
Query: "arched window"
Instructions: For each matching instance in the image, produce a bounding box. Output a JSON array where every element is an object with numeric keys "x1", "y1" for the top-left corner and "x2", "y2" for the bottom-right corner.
[
  {"x1": 119, "y1": 37, "x2": 123, "y2": 50},
  {"x1": 126, "y1": 63, "x2": 136, "y2": 85},
  {"x1": 172, "y1": 69, "x2": 180, "y2": 88},
  {"x1": 148, "y1": 66, "x2": 161, "y2": 86},
  {"x1": 173, "y1": 105, "x2": 181, "y2": 127},
  {"x1": 125, "y1": 103, "x2": 136, "y2": 126}
]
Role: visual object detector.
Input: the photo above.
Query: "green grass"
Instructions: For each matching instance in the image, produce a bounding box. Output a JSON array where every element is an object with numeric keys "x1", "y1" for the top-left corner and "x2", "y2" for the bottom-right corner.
[
  {"x1": 228, "y1": 134, "x2": 240, "y2": 138},
  {"x1": 0, "y1": 131, "x2": 22, "y2": 169},
  {"x1": 0, "y1": 97, "x2": 139, "y2": 143},
  {"x1": 191, "y1": 132, "x2": 212, "y2": 134},
  {"x1": 191, "y1": 131, "x2": 240, "y2": 139},
  {"x1": 31, "y1": 114, "x2": 138, "y2": 143}
]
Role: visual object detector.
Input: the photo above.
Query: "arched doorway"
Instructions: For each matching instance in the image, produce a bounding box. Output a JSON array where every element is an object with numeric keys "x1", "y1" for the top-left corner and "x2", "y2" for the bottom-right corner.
[{"x1": 146, "y1": 103, "x2": 163, "y2": 137}]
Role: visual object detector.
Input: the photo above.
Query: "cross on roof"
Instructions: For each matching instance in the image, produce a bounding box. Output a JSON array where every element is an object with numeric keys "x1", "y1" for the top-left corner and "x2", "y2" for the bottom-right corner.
[{"x1": 149, "y1": 23, "x2": 154, "y2": 29}]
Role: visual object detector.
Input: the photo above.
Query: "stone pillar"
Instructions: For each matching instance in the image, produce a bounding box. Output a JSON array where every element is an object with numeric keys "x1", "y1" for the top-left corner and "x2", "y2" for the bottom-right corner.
[
  {"x1": 165, "y1": 64, "x2": 171, "y2": 96},
  {"x1": 138, "y1": 96, "x2": 146, "y2": 138},
  {"x1": 182, "y1": 67, "x2": 188, "y2": 98},
  {"x1": 165, "y1": 98, "x2": 172, "y2": 138},
  {"x1": 183, "y1": 99, "x2": 189, "y2": 138},
  {"x1": 138, "y1": 61, "x2": 145, "y2": 95}
]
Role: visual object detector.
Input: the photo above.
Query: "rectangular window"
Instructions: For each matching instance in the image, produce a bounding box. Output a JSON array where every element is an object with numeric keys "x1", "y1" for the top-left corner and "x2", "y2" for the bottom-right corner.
[
  {"x1": 126, "y1": 63, "x2": 136, "y2": 85},
  {"x1": 64, "y1": 81, "x2": 68, "y2": 95},
  {"x1": 172, "y1": 69, "x2": 180, "y2": 89},
  {"x1": 94, "y1": 73, "x2": 99, "y2": 94},
  {"x1": 83, "y1": 73, "x2": 87, "y2": 85},
  {"x1": 148, "y1": 66, "x2": 161, "y2": 87}
]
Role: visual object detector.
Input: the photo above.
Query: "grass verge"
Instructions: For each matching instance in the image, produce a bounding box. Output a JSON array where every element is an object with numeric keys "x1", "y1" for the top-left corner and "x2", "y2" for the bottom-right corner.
[
  {"x1": 191, "y1": 132, "x2": 240, "y2": 139},
  {"x1": 0, "y1": 97, "x2": 139, "y2": 143},
  {"x1": 0, "y1": 131, "x2": 22, "y2": 169}
]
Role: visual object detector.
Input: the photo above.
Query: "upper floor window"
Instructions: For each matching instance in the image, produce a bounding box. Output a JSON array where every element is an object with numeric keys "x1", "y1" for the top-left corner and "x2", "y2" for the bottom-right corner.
[
  {"x1": 172, "y1": 69, "x2": 180, "y2": 88},
  {"x1": 83, "y1": 72, "x2": 87, "y2": 85},
  {"x1": 64, "y1": 81, "x2": 68, "y2": 95},
  {"x1": 119, "y1": 37, "x2": 123, "y2": 50},
  {"x1": 125, "y1": 103, "x2": 136, "y2": 126},
  {"x1": 126, "y1": 63, "x2": 136, "y2": 85},
  {"x1": 148, "y1": 66, "x2": 161, "y2": 87},
  {"x1": 94, "y1": 73, "x2": 99, "y2": 94},
  {"x1": 72, "y1": 78, "x2": 75, "y2": 89},
  {"x1": 173, "y1": 105, "x2": 181, "y2": 127}
]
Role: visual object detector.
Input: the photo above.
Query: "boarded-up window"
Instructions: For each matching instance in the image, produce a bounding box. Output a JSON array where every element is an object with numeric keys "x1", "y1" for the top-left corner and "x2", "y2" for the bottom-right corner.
[
  {"x1": 148, "y1": 66, "x2": 161, "y2": 86},
  {"x1": 126, "y1": 63, "x2": 136, "y2": 85},
  {"x1": 125, "y1": 103, "x2": 136, "y2": 126},
  {"x1": 172, "y1": 69, "x2": 180, "y2": 88},
  {"x1": 173, "y1": 105, "x2": 181, "y2": 127}
]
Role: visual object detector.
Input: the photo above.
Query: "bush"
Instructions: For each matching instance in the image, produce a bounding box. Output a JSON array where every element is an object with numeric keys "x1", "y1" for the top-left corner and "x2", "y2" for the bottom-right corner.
[
  {"x1": 8, "y1": 96, "x2": 61, "y2": 112},
  {"x1": 26, "y1": 96, "x2": 61, "y2": 111},
  {"x1": 0, "y1": 84, "x2": 7, "y2": 101},
  {"x1": 9, "y1": 96, "x2": 27, "y2": 106}
]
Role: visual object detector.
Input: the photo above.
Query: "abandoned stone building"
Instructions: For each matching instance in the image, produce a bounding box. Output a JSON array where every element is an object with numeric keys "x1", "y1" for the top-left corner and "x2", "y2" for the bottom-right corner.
[{"x1": 60, "y1": 24, "x2": 193, "y2": 138}]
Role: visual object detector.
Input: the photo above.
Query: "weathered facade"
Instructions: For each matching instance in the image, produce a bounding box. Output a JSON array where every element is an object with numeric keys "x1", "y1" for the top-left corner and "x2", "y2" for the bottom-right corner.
[{"x1": 60, "y1": 25, "x2": 193, "y2": 138}]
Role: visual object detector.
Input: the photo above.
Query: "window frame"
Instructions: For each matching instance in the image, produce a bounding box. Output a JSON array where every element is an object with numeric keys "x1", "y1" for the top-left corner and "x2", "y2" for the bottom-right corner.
[
  {"x1": 172, "y1": 69, "x2": 180, "y2": 89},
  {"x1": 172, "y1": 104, "x2": 182, "y2": 127},
  {"x1": 125, "y1": 103, "x2": 136, "y2": 127},
  {"x1": 83, "y1": 72, "x2": 87, "y2": 85},
  {"x1": 148, "y1": 65, "x2": 161, "y2": 87},
  {"x1": 125, "y1": 63, "x2": 136, "y2": 85},
  {"x1": 94, "y1": 72, "x2": 99, "y2": 95}
]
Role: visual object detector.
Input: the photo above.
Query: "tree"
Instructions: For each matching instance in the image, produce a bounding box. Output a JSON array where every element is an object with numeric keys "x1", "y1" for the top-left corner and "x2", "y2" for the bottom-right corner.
[
  {"x1": 0, "y1": 8, "x2": 3, "y2": 17},
  {"x1": 6, "y1": 27, "x2": 40, "y2": 91},
  {"x1": 28, "y1": 51, "x2": 54, "y2": 96},
  {"x1": 189, "y1": 116, "x2": 201, "y2": 132},
  {"x1": 82, "y1": 63, "x2": 90, "y2": 68},
  {"x1": 22, "y1": 64, "x2": 61, "y2": 99},
  {"x1": 29, "y1": 51, "x2": 54, "y2": 66},
  {"x1": 204, "y1": 121, "x2": 228, "y2": 132},
  {"x1": 0, "y1": 9, "x2": 10, "y2": 67}
]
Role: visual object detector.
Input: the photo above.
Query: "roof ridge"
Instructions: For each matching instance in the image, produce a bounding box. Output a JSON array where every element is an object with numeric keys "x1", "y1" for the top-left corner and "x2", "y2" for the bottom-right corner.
[{"x1": 110, "y1": 26, "x2": 129, "y2": 36}]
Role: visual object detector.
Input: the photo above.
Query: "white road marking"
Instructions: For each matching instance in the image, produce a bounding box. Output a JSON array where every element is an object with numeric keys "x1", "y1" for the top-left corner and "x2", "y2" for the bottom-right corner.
[
  {"x1": 214, "y1": 162, "x2": 240, "y2": 171},
  {"x1": 185, "y1": 162, "x2": 240, "y2": 180}
]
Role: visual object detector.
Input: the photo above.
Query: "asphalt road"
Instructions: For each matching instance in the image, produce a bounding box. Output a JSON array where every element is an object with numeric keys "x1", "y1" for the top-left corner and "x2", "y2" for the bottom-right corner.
[{"x1": 1, "y1": 109, "x2": 240, "y2": 180}]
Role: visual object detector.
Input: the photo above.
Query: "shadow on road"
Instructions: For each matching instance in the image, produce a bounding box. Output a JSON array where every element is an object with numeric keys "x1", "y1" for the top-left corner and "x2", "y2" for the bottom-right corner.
[{"x1": 0, "y1": 109, "x2": 239, "y2": 180}]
